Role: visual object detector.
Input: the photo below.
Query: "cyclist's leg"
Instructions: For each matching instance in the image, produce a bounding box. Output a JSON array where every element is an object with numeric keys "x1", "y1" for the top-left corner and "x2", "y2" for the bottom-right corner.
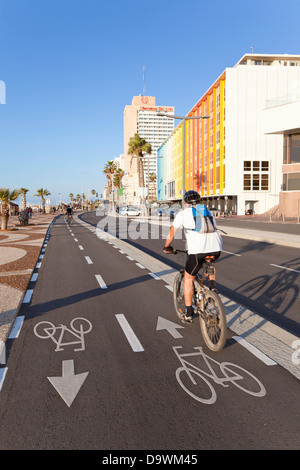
[
  {"x1": 183, "y1": 271, "x2": 195, "y2": 309},
  {"x1": 183, "y1": 254, "x2": 204, "y2": 320},
  {"x1": 204, "y1": 252, "x2": 221, "y2": 291}
]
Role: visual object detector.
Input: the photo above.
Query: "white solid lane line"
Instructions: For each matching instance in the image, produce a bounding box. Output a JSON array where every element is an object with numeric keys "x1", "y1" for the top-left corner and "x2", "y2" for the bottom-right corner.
[
  {"x1": 233, "y1": 336, "x2": 277, "y2": 366},
  {"x1": 115, "y1": 314, "x2": 144, "y2": 352},
  {"x1": 270, "y1": 264, "x2": 300, "y2": 274},
  {"x1": 95, "y1": 274, "x2": 107, "y2": 289}
]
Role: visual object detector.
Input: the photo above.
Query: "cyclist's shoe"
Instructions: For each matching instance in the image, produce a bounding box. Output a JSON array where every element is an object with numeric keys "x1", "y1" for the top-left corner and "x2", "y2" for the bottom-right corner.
[
  {"x1": 209, "y1": 280, "x2": 218, "y2": 293},
  {"x1": 180, "y1": 307, "x2": 194, "y2": 324}
]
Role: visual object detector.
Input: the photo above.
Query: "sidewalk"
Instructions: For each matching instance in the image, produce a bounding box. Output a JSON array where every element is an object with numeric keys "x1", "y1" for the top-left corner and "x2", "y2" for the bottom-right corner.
[{"x1": 0, "y1": 212, "x2": 57, "y2": 343}]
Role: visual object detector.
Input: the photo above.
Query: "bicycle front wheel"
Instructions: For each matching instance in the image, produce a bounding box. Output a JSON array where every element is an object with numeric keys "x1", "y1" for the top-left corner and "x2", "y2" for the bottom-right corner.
[
  {"x1": 173, "y1": 272, "x2": 185, "y2": 321},
  {"x1": 199, "y1": 289, "x2": 227, "y2": 352}
]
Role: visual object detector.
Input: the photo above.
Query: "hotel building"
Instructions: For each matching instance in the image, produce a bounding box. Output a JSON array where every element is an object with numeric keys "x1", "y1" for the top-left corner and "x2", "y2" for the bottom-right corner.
[
  {"x1": 123, "y1": 95, "x2": 174, "y2": 204},
  {"x1": 157, "y1": 54, "x2": 300, "y2": 217}
]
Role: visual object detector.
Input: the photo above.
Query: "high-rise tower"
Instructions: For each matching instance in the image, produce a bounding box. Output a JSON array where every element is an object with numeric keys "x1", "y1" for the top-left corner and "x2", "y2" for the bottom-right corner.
[{"x1": 123, "y1": 95, "x2": 174, "y2": 204}]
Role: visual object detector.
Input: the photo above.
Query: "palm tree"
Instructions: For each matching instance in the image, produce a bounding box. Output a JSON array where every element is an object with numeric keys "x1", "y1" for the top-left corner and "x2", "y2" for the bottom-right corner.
[
  {"x1": 19, "y1": 188, "x2": 29, "y2": 211},
  {"x1": 128, "y1": 133, "x2": 152, "y2": 188},
  {"x1": 113, "y1": 169, "x2": 125, "y2": 204},
  {"x1": 69, "y1": 193, "x2": 74, "y2": 205},
  {"x1": 0, "y1": 188, "x2": 21, "y2": 230},
  {"x1": 34, "y1": 188, "x2": 51, "y2": 213},
  {"x1": 81, "y1": 193, "x2": 86, "y2": 210},
  {"x1": 103, "y1": 161, "x2": 117, "y2": 193},
  {"x1": 149, "y1": 173, "x2": 157, "y2": 203}
]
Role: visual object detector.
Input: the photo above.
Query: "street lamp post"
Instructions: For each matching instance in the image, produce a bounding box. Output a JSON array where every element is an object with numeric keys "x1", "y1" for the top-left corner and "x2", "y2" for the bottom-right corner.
[{"x1": 157, "y1": 112, "x2": 209, "y2": 208}]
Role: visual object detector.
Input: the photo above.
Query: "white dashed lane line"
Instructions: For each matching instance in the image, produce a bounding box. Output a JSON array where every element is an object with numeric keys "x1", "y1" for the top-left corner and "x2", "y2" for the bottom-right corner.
[
  {"x1": 95, "y1": 274, "x2": 107, "y2": 289},
  {"x1": 115, "y1": 314, "x2": 144, "y2": 353},
  {"x1": 136, "y1": 263, "x2": 145, "y2": 269},
  {"x1": 270, "y1": 264, "x2": 300, "y2": 274},
  {"x1": 149, "y1": 273, "x2": 160, "y2": 280}
]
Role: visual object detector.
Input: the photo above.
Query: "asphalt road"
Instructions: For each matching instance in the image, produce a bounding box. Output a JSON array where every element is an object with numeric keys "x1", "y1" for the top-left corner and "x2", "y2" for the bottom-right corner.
[
  {"x1": 84, "y1": 211, "x2": 300, "y2": 336},
  {"x1": 0, "y1": 214, "x2": 299, "y2": 450}
]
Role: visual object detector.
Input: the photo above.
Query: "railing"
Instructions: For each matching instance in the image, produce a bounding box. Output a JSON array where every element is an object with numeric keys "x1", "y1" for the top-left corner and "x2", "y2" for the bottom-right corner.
[{"x1": 266, "y1": 91, "x2": 300, "y2": 109}]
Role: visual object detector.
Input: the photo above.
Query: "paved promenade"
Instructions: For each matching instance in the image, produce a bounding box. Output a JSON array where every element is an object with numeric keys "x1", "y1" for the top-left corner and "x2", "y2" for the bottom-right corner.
[{"x1": 0, "y1": 212, "x2": 57, "y2": 343}]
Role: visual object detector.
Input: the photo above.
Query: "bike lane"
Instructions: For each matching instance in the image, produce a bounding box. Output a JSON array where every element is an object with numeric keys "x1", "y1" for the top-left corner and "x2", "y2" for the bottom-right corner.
[{"x1": 0, "y1": 214, "x2": 299, "y2": 450}]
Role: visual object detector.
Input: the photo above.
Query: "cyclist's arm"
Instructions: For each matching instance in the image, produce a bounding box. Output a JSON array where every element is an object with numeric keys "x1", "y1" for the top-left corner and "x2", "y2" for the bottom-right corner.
[
  {"x1": 163, "y1": 211, "x2": 183, "y2": 252},
  {"x1": 163, "y1": 225, "x2": 178, "y2": 252}
]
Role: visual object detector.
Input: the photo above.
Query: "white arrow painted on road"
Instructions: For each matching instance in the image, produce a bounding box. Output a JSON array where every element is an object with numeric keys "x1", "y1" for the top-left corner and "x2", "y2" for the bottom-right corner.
[
  {"x1": 48, "y1": 360, "x2": 89, "y2": 407},
  {"x1": 156, "y1": 316, "x2": 184, "y2": 339}
]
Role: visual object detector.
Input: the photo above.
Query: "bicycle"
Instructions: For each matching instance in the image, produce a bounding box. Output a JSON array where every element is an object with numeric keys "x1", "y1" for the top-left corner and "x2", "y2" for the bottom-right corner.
[
  {"x1": 65, "y1": 214, "x2": 73, "y2": 225},
  {"x1": 172, "y1": 248, "x2": 227, "y2": 352}
]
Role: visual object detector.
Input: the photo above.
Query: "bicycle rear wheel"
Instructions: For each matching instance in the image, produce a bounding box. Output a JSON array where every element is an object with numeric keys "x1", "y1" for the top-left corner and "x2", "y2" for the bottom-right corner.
[
  {"x1": 199, "y1": 289, "x2": 227, "y2": 352},
  {"x1": 173, "y1": 272, "x2": 185, "y2": 321}
]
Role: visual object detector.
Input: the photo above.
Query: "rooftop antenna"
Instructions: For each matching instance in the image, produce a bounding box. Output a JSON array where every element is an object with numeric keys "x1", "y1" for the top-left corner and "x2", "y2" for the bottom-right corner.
[
  {"x1": 142, "y1": 66, "x2": 146, "y2": 96},
  {"x1": 250, "y1": 46, "x2": 254, "y2": 53}
]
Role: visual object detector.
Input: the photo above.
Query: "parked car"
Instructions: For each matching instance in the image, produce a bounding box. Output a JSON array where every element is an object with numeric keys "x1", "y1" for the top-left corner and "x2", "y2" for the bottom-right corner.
[
  {"x1": 153, "y1": 207, "x2": 167, "y2": 217},
  {"x1": 167, "y1": 207, "x2": 181, "y2": 220},
  {"x1": 120, "y1": 205, "x2": 142, "y2": 216}
]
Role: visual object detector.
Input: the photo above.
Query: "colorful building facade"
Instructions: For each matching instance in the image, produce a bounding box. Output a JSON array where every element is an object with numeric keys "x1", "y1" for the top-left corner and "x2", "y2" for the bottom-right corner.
[{"x1": 158, "y1": 72, "x2": 226, "y2": 204}]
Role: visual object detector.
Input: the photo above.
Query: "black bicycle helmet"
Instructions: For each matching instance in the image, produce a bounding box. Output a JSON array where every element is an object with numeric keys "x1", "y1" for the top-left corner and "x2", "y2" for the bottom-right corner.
[{"x1": 184, "y1": 190, "x2": 201, "y2": 205}]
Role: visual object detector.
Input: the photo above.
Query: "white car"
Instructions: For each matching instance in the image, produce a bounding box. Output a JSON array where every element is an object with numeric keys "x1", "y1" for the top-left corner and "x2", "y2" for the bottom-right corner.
[{"x1": 120, "y1": 206, "x2": 142, "y2": 216}]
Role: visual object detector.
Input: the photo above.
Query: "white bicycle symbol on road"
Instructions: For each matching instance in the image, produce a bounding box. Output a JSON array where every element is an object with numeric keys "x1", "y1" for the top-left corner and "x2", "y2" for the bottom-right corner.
[
  {"x1": 174, "y1": 346, "x2": 266, "y2": 405},
  {"x1": 34, "y1": 317, "x2": 92, "y2": 352}
]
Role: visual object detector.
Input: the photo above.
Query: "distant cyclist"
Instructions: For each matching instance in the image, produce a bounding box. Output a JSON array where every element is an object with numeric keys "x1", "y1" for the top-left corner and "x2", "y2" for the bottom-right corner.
[
  {"x1": 163, "y1": 190, "x2": 223, "y2": 323},
  {"x1": 65, "y1": 205, "x2": 73, "y2": 224}
]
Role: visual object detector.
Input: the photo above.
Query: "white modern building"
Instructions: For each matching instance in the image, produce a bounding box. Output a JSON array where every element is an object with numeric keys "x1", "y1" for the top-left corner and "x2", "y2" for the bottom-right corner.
[{"x1": 157, "y1": 53, "x2": 300, "y2": 217}]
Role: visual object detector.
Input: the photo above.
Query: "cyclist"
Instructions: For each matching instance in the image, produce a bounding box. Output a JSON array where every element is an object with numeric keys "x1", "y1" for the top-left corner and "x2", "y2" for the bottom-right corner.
[
  {"x1": 163, "y1": 190, "x2": 223, "y2": 323},
  {"x1": 65, "y1": 205, "x2": 73, "y2": 224}
]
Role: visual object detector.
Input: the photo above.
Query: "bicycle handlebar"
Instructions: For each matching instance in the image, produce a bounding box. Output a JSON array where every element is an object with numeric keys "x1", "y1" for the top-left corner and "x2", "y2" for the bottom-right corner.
[{"x1": 172, "y1": 248, "x2": 188, "y2": 255}]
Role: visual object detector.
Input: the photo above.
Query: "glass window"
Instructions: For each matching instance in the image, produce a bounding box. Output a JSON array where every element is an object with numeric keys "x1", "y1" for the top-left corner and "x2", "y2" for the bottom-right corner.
[
  {"x1": 261, "y1": 174, "x2": 269, "y2": 190},
  {"x1": 284, "y1": 134, "x2": 300, "y2": 164},
  {"x1": 253, "y1": 174, "x2": 260, "y2": 190},
  {"x1": 283, "y1": 173, "x2": 300, "y2": 191},
  {"x1": 261, "y1": 161, "x2": 269, "y2": 171},
  {"x1": 244, "y1": 161, "x2": 251, "y2": 171},
  {"x1": 244, "y1": 174, "x2": 251, "y2": 190},
  {"x1": 253, "y1": 161, "x2": 260, "y2": 171},
  {"x1": 290, "y1": 135, "x2": 300, "y2": 164}
]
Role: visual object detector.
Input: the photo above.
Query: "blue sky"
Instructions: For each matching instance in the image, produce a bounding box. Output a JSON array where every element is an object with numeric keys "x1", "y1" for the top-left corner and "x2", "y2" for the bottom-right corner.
[{"x1": 0, "y1": 0, "x2": 299, "y2": 205}]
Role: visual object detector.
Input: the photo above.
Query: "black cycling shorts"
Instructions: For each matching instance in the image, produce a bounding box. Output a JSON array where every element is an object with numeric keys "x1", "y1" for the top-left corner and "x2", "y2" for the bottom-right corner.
[{"x1": 185, "y1": 251, "x2": 221, "y2": 276}]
